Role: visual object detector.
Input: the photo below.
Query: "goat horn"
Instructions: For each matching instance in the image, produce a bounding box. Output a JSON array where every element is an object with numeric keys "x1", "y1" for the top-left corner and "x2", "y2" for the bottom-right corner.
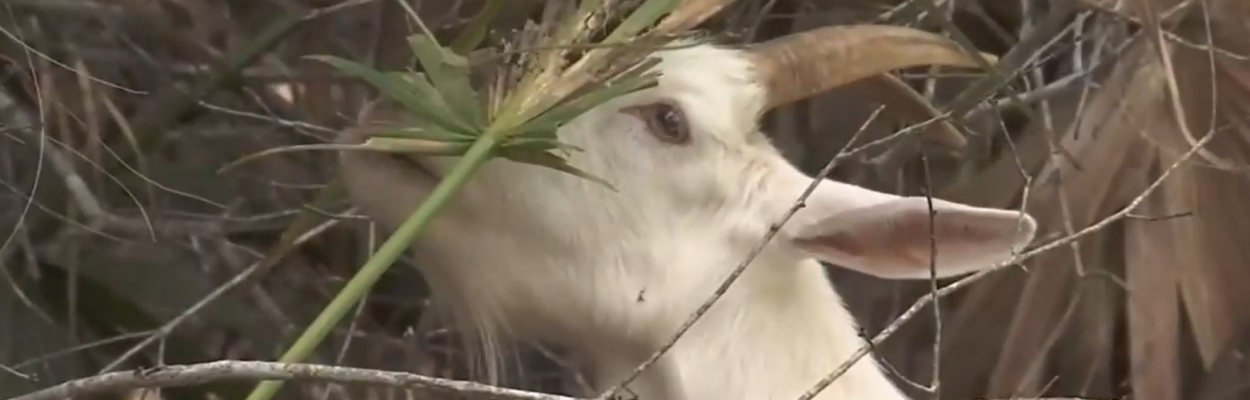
[{"x1": 745, "y1": 25, "x2": 996, "y2": 110}]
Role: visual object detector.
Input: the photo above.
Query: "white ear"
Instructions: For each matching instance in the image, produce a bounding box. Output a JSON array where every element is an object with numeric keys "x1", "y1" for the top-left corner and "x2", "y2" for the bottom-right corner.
[{"x1": 778, "y1": 179, "x2": 1037, "y2": 280}]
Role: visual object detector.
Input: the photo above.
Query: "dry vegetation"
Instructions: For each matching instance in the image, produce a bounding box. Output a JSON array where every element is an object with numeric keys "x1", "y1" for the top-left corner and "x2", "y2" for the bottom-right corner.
[{"x1": 1, "y1": 0, "x2": 1248, "y2": 400}]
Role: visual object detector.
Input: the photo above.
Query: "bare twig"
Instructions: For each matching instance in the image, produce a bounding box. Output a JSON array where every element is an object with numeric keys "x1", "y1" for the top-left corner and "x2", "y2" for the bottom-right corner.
[
  {"x1": 8, "y1": 360, "x2": 577, "y2": 400},
  {"x1": 97, "y1": 215, "x2": 345, "y2": 373},
  {"x1": 5, "y1": 359, "x2": 1111, "y2": 400},
  {"x1": 796, "y1": 86, "x2": 1221, "y2": 400},
  {"x1": 601, "y1": 104, "x2": 890, "y2": 398}
]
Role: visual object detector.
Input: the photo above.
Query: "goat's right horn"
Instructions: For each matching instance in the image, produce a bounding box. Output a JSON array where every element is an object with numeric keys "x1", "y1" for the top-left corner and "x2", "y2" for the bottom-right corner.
[{"x1": 745, "y1": 25, "x2": 996, "y2": 111}]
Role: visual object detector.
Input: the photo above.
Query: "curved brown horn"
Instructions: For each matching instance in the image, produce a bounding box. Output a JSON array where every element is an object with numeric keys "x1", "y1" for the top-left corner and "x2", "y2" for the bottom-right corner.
[{"x1": 745, "y1": 24, "x2": 998, "y2": 110}]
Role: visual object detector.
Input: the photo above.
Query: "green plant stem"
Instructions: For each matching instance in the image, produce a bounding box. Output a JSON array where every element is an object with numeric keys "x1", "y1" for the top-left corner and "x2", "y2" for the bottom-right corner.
[{"x1": 242, "y1": 134, "x2": 500, "y2": 400}]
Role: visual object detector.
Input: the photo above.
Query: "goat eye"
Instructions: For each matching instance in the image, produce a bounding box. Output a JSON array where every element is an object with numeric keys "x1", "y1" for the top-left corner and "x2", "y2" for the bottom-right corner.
[{"x1": 630, "y1": 103, "x2": 691, "y2": 145}]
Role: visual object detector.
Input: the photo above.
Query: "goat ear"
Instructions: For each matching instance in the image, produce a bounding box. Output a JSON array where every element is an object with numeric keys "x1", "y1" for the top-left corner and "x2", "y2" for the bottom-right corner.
[{"x1": 780, "y1": 181, "x2": 1037, "y2": 280}]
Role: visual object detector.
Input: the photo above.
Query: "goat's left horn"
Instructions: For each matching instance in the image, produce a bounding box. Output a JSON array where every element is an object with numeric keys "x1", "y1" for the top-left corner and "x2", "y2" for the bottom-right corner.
[{"x1": 745, "y1": 25, "x2": 997, "y2": 110}]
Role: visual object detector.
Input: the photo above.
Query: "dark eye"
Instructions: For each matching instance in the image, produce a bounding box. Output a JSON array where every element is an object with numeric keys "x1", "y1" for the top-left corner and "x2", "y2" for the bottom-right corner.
[{"x1": 628, "y1": 103, "x2": 691, "y2": 145}]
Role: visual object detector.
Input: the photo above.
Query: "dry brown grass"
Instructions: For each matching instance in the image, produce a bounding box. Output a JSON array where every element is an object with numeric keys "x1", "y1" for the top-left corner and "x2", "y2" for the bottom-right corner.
[{"x1": 2, "y1": 1, "x2": 1248, "y2": 400}]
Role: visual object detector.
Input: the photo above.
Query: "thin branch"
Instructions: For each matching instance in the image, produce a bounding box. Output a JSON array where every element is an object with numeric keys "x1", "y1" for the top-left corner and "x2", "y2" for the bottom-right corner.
[
  {"x1": 7, "y1": 361, "x2": 577, "y2": 400},
  {"x1": 796, "y1": 89, "x2": 1221, "y2": 400},
  {"x1": 921, "y1": 151, "x2": 941, "y2": 397},
  {"x1": 5, "y1": 359, "x2": 1113, "y2": 400},
  {"x1": 97, "y1": 215, "x2": 344, "y2": 373},
  {"x1": 600, "y1": 104, "x2": 891, "y2": 398}
]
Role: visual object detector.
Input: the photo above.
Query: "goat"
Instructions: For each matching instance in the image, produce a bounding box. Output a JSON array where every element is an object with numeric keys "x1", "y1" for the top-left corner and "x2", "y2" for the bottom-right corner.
[{"x1": 337, "y1": 24, "x2": 1038, "y2": 400}]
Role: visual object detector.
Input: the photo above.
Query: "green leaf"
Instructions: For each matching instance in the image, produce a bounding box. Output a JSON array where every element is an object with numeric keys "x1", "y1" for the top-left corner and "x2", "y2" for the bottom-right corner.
[
  {"x1": 514, "y1": 128, "x2": 559, "y2": 140},
  {"x1": 604, "y1": 0, "x2": 683, "y2": 43},
  {"x1": 364, "y1": 137, "x2": 474, "y2": 156},
  {"x1": 307, "y1": 55, "x2": 474, "y2": 135},
  {"x1": 408, "y1": 35, "x2": 484, "y2": 128},
  {"x1": 517, "y1": 69, "x2": 660, "y2": 136},
  {"x1": 500, "y1": 148, "x2": 615, "y2": 191},
  {"x1": 449, "y1": 1, "x2": 505, "y2": 55},
  {"x1": 503, "y1": 137, "x2": 584, "y2": 154},
  {"x1": 366, "y1": 125, "x2": 475, "y2": 142},
  {"x1": 387, "y1": 71, "x2": 481, "y2": 133},
  {"x1": 219, "y1": 137, "x2": 471, "y2": 173}
]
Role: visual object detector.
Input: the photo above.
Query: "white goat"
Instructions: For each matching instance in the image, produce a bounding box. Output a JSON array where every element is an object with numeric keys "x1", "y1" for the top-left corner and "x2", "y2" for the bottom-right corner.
[{"x1": 337, "y1": 24, "x2": 1037, "y2": 400}]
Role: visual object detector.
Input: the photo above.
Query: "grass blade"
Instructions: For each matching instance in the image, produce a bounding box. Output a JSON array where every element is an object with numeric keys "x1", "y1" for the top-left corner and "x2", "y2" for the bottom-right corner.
[
  {"x1": 517, "y1": 70, "x2": 660, "y2": 137},
  {"x1": 449, "y1": 0, "x2": 506, "y2": 55},
  {"x1": 408, "y1": 35, "x2": 484, "y2": 127},
  {"x1": 308, "y1": 55, "x2": 474, "y2": 134},
  {"x1": 365, "y1": 125, "x2": 475, "y2": 141},
  {"x1": 603, "y1": 0, "x2": 683, "y2": 43},
  {"x1": 218, "y1": 140, "x2": 469, "y2": 173},
  {"x1": 500, "y1": 148, "x2": 615, "y2": 190}
]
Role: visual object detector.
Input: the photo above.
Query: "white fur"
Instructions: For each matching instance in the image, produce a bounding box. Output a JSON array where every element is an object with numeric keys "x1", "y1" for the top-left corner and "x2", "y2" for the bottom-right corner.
[{"x1": 339, "y1": 41, "x2": 1037, "y2": 400}]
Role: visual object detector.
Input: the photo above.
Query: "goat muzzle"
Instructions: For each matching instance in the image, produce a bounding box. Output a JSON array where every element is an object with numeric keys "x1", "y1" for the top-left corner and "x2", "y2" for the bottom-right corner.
[{"x1": 744, "y1": 24, "x2": 996, "y2": 111}]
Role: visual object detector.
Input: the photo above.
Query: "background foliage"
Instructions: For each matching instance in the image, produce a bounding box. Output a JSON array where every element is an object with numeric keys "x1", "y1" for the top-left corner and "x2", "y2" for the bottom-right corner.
[{"x1": 1, "y1": 1, "x2": 1248, "y2": 400}]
